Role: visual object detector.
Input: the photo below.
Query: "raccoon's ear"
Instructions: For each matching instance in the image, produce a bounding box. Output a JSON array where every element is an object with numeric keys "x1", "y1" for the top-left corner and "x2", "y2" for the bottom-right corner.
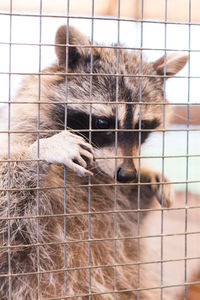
[
  {"x1": 55, "y1": 25, "x2": 90, "y2": 67},
  {"x1": 153, "y1": 54, "x2": 188, "y2": 77}
]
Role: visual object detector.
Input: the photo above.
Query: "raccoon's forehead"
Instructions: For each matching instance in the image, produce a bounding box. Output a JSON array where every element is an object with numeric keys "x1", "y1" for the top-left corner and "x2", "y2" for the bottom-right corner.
[{"x1": 65, "y1": 101, "x2": 127, "y2": 120}]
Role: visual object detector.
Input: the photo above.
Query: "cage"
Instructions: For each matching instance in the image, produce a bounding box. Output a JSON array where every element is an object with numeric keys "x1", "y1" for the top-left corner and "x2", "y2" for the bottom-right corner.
[{"x1": 0, "y1": 0, "x2": 200, "y2": 299}]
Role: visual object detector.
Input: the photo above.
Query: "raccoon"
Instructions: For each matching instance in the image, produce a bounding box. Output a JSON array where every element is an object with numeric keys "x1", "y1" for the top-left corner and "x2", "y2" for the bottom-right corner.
[{"x1": 0, "y1": 25, "x2": 187, "y2": 299}]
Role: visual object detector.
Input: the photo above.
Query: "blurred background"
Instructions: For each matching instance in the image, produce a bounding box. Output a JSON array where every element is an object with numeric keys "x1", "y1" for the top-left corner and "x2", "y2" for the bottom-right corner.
[
  {"x1": 1, "y1": 0, "x2": 200, "y2": 20},
  {"x1": 0, "y1": 1, "x2": 200, "y2": 299}
]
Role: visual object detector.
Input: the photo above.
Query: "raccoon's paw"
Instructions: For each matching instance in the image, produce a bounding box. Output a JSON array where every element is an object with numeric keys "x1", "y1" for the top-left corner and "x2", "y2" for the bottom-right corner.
[
  {"x1": 28, "y1": 131, "x2": 95, "y2": 177},
  {"x1": 141, "y1": 171, "x2": 174, "y2": 208}
]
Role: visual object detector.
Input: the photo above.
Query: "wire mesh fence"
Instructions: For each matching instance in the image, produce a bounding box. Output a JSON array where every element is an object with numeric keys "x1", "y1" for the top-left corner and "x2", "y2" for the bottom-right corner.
[{"x1": 0, "y1": 0, "x2": 200, "y2": 299}]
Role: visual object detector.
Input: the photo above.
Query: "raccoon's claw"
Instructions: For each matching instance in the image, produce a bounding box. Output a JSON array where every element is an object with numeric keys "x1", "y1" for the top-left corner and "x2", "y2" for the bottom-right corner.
[
  {"x1": 28, "y1": 131, "x2": 95, "y2": 177},
  {"x1": 141, "y1": 171, "x2": 174, "y2": 208},
  {"x1": 80, "y1": 144, "x2": 94, "y2": 155},
  {"x1": 70, "y1": 142, "x2": 95, "y2": 176},
  {"x1": 152, "y1": 174, "x2": 174, "y2": 208},
  {"x1": 70, "y1": 159, "x2": 94, "y2": 177},
  {"x1": 61, "y1": 135, "x2": 95, "y2": 177}
]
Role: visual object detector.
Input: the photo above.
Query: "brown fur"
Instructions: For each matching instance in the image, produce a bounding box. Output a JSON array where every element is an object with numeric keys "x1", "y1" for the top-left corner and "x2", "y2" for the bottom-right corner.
[{"x1": 0, "y1": 25, "x2": 188, "y2": 299}]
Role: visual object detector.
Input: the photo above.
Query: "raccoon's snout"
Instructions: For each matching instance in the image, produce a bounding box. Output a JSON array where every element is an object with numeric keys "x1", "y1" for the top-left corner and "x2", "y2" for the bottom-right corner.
[{"x1": 117, "y1": 164, "x2": 137, "y2": 183}]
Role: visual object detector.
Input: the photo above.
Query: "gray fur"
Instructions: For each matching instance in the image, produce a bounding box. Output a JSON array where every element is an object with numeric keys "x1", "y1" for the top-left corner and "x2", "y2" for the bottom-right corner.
[{"x1": 0, "y1": 25, "x2": 188, "y2": 299}]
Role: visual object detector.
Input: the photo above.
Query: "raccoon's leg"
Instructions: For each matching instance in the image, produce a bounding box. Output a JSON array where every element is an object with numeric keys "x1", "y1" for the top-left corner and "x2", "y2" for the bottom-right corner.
[
  {"x1": 28, "y1": 130, "x2": 95, "y2": 176},
  {"x1": 139, "y1": 169, "x2": 174, "y2": 208},
  {"x1": 120, "y1": 169, "x2": 173, "y2": 209},
  {"x1": 0, "y1": 131, "x2": 95, "y2": 298}
]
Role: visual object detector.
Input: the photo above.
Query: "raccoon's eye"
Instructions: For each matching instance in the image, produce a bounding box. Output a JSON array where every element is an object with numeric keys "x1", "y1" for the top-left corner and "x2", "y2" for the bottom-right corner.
[
  {"x1": 140, "y1": 121, "x2": 146, "y2": 129},
  {"x1": 135, "y1": 120, "x2": 146, "y2": 129},
  {"x1": 95, "y1": 118, "x2": 110, "y2": 129}
]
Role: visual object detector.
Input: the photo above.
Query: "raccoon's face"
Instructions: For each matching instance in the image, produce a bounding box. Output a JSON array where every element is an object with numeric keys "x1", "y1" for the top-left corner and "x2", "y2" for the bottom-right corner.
[{"x1": 47, "y1": 25, "x2": 188, "y2": 182}]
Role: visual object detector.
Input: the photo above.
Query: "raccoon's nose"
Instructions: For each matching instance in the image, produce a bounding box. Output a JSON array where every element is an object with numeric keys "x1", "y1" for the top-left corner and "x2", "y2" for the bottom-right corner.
[{"x1": 117, "y1": 167, "x2": 137, "y2": 183}]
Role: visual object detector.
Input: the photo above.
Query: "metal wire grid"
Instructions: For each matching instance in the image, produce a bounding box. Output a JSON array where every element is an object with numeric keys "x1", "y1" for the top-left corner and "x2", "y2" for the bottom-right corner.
[
  {"x1": 1, "y1": 0, "x2": 200, "y2": 299},
  {"x1": 184, "y1": 1, "x2": 191, "y2": 299},
  {"x1": 36, "y1": 0, "x2": 43, "y2": 296},
  {"x1": 7, "y1": 0, "x2": 12, "y2": 297}
]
